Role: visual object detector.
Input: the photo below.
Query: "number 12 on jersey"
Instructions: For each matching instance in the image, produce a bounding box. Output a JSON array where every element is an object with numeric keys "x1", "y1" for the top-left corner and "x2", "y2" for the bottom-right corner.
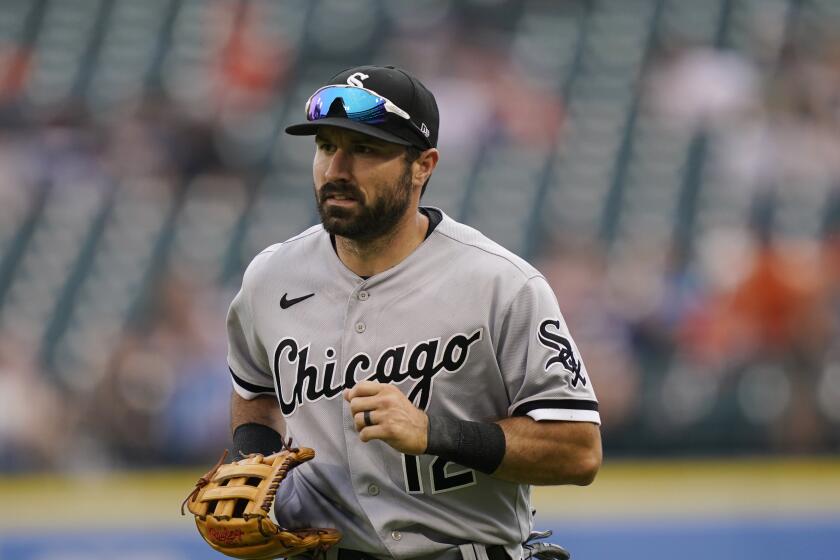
[{"x1": 402, "y1": 454, "x2": 477, "y2": 494}]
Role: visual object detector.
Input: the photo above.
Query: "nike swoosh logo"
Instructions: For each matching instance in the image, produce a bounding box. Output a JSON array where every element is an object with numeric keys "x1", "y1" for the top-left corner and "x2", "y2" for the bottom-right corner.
[{"x1": 280, "y1": 292, "x2": 315, "y2": 309}]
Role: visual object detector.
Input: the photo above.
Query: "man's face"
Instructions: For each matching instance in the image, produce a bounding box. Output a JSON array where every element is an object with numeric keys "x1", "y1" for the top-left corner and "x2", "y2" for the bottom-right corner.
[{"x1": 313, "y1": 126, "x2": 415, "y2": 241}]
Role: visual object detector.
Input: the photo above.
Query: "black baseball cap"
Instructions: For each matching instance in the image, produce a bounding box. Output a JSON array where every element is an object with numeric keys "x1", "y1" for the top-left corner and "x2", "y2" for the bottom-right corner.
[{"x1": 285, "y1": 65, "x2": 439, "y2": 150}]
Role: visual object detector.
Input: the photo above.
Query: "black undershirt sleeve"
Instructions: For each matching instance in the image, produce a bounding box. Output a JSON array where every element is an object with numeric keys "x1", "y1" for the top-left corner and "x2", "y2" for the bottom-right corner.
[{"x1": 232, "y1": 423, "x2": 285, "y2": 459}]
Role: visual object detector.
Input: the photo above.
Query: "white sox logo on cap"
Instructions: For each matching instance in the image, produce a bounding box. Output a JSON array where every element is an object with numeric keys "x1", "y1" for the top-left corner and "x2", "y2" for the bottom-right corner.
[{"x1": 346, "y1": 72, "x2": 369, "y2": 88}]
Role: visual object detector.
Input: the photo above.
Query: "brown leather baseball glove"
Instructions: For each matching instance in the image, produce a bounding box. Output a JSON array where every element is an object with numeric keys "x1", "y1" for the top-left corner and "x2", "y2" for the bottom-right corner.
[{"x1": 182, "y1": 445, "x2": 341, "y2": 559}]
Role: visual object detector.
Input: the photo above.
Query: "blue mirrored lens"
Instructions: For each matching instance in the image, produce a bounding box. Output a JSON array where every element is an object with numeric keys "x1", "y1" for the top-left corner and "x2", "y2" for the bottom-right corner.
[{"x1": 307, "y1": 87, "x2": 389, "y2": 124}]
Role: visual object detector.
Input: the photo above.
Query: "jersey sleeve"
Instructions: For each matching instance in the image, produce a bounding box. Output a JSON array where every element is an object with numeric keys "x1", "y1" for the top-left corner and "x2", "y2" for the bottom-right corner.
[
  {"x1": 496, "y1": 276, "x2": 600, "y2": 424},
  {"x1": 227, "y1": 246, "x2": 278, "y2": 400}
]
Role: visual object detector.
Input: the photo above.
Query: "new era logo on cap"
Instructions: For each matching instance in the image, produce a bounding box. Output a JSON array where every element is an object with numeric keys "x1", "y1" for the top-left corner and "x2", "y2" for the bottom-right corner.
[{"x1": 285, "y1": 65, "x2": 439, "y2": 150}]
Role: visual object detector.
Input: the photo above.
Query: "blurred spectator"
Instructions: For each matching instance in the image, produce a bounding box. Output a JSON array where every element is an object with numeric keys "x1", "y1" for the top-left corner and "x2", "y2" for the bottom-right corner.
[
  {"x1": 715, "y1": 33, "x2": 840, "y2": 196},
  {"x1": 0, "y1": 331, "x2": 67, "y2": 471},
  {"x1": 719, "y1": 239, "x2": 818, "y2": 361},
  {"x1": 646, "y1": 41, "x2": 759, "y2": 130},
  {"x1": 212, "y1": 0, "x2": 291, "y2": 112},
  {"x1": 0, "y1": 45, "x2": 32, "y2": 103}
]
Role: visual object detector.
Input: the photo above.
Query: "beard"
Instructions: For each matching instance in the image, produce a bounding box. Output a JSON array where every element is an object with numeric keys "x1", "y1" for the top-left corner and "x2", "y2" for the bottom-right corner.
[{"x1": 315, "y1": 165, "x2": 414, "y2": 241}]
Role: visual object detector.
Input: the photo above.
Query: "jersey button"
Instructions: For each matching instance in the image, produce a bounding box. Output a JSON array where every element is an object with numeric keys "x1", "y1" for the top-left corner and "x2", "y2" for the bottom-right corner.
[
  {"x1": 367, "y1": 484, "x2": 379, "y2": 496},
  {"x1": 358, "y1": 290, "x2": 369, "y2": 301},
  {"x1": 390, "y1": 530, "x2": 402, "y2": 541},
  {"x1": 355, "y1": 322, "x2": 366, "y2": 333}
]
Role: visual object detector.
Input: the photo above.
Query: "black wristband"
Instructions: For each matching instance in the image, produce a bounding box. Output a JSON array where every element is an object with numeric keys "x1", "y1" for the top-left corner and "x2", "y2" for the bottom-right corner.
[
  {"x1": 232, "y1": 423, "x2": 285, "y2": 459},
  {"x1": 425, "y1": 416, "x2": 506, "y2": 475}
]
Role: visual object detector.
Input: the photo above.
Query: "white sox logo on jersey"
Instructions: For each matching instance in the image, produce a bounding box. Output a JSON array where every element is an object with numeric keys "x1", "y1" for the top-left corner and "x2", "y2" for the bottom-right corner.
[
  {"x1": 272, "y1": 329, "x2": 483, "y2": 415},
  {"x1": 537, "y1": 319, "x2": 585, "y2": 387}
]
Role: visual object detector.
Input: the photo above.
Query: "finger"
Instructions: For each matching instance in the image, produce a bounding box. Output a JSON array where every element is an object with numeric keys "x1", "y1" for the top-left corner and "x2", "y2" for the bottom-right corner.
[
  {"x1": 344, "y1": 381, "x2": 384, "y2": 401},
  {"x1": 353, "y1": 410, "x2": 378, "y2": 431},
  {"x1": 358, "y1": 424, "x2": 389, "y2": 443},
  {"x1": 348, "y1": 395, "x2": 382, "y2": 415}
]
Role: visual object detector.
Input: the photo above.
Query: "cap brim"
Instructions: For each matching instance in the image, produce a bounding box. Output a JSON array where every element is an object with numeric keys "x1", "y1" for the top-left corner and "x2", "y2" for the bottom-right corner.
[{"x1": 285, "y1": 118, "x2": 412, "y2": 146}]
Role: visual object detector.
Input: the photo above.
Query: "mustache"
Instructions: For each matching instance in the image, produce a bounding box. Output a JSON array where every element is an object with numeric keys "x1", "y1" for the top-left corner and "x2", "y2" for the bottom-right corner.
[{"x1": 319, "y1": 182, "x2": 365, "y2": 203}]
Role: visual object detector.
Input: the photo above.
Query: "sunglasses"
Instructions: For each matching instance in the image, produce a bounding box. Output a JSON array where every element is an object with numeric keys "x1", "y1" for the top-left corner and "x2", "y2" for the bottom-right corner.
[{"x1": 304, "y1": 85, "x2": 430, "y2": 146}]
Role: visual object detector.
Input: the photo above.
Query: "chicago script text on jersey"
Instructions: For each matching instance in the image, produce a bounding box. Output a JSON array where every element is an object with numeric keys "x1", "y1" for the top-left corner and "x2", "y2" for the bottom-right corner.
[{"x1": 271, "y1": 329, "x2": 484, "y2": 415}]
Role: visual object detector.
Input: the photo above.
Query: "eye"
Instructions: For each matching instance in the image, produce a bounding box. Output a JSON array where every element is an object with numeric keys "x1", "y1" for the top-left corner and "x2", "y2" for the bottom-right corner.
[
  {"x1": 354, "y1": 144, "x2": 375, "y2": 154},
  {"x1": 317, "y1": 141, "x2": 336, "y2": 153}
]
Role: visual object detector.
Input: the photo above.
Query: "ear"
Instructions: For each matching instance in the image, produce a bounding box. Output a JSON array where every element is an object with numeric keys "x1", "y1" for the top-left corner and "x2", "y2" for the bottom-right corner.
[{"x1": 412, "y1": 148, "x2": 439, "y2": 189}]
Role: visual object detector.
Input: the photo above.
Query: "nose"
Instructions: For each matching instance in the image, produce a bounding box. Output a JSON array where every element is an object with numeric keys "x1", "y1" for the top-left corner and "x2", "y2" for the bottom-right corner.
[{"x1": 324, "y1": 147, "x2": 353, "y2": 184}]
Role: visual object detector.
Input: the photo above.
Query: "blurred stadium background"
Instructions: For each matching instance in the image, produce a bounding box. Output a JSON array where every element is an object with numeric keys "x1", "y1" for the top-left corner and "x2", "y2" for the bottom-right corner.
[{"x1": 0, "y1": 0, "x2": 838, "y2": 558}]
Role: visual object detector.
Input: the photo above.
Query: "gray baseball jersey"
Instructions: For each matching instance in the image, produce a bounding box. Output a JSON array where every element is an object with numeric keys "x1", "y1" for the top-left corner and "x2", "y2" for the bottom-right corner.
[{"x1": 226, "y1": 208, "x2": 599, "y2": 560}]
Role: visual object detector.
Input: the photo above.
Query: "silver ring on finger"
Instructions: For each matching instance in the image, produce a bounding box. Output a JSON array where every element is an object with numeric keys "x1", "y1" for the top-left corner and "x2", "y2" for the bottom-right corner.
[{"x1": 363, "y1": 410, "x2": 374, "y2": 427}]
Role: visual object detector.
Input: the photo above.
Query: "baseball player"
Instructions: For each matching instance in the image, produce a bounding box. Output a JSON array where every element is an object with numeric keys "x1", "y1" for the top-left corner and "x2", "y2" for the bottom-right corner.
[{"x1": 226, "y1": 65, "x2": 602, "y2": 560}]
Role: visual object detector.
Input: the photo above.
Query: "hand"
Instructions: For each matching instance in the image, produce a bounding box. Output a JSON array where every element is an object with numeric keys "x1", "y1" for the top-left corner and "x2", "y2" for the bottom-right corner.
[{"x1": 344, "y1": 381, "x2": 428, "y2": 455}]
